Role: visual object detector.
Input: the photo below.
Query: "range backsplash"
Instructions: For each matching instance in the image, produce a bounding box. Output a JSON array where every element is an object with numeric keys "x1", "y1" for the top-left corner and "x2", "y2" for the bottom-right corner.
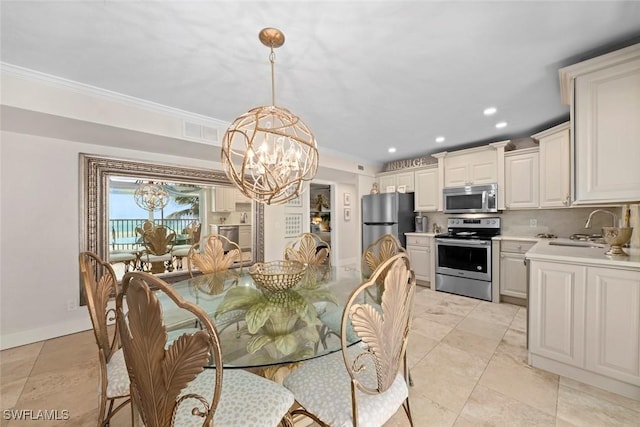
[{"x1": 420, "y1": 206, "x2": 626, "y2": 238}]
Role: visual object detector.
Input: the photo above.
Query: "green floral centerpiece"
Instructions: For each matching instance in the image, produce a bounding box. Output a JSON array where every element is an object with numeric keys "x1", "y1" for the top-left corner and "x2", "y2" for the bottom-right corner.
[{"x1": 214, "y1": 271, "x2": 338, "y2": 359}]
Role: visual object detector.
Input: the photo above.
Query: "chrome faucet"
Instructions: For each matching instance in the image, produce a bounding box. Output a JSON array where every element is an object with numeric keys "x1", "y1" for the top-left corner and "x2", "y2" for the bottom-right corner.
[{"x1": 584, "y1": 209, "x2": 617, "y2": 228}]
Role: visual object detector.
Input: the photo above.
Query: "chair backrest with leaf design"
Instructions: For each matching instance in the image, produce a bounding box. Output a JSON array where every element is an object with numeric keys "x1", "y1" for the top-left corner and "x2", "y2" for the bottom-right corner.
[
  {"x1": 187, "y1": 234, "x2": 242, "y2": 277},
  {"x1": 116, "y1": 272, "x2": 223, "y2": 427},
  {"x1": 342, "y1": 252, "x2": 415, "y2": 423},
  {"x1": 284, "y1": 233, "x2": 331, "y2": 267},
  {"x1": 78, "y1": 251, "x2": 131, "y2": 424},
  {"x1": 136, "y1": 223, "x2": 176, "y2": 256},
  {"x1": 361, "y1": 233, "x2": 406, "y2": 288}
]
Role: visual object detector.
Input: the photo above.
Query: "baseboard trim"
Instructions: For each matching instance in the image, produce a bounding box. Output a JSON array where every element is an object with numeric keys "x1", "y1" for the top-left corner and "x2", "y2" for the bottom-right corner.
[{"x1": 1, "y1": 317, "x2": 92, "y2": 350}]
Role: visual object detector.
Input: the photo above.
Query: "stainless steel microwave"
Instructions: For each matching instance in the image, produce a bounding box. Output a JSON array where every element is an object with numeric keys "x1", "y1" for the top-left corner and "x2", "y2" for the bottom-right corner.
[{"x1": 443, "y1": 183, "x2": 498, "y2": 213}]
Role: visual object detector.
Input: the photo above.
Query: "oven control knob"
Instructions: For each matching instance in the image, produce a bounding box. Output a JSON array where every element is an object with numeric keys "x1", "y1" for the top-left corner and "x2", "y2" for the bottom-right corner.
[{"x1": 477, "y1": 266, "x2": 482, "y2": 270}]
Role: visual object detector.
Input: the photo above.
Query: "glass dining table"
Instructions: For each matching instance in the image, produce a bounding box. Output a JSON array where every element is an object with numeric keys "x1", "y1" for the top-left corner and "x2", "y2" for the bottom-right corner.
[{"x1": 158, "y1": 265, "x2": 375, "y2": 379}]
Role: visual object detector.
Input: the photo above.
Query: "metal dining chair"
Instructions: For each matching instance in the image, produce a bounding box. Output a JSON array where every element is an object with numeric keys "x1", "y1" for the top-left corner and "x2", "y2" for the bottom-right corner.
[
  {"x1": 187, "y1": 234, "x2": 243, "y2": 276},
  {"x1": 318, "y1": 233, "x2": 406, "y2": 348},
  {"x1": 172, "y1": 221, "x2": 202, "y2": 270},
  {"x1": 115, "y1": 272, "x2": 294, "y2": 427},
  {"x1": 78, "y1": 252, "x2": 131, "y2": 427},
  {"x1": 187, "y1": 234, "x2": 244, "y2": 336},
  {"x1": 284, "y1": 233, "x2": 331, "y2": 267},
  {"x1": 136, "y1": 222, "x2": 176, "y2": 273},
  {"x1": 283, "y1": 253, "x2": 416, "y2": 426}
]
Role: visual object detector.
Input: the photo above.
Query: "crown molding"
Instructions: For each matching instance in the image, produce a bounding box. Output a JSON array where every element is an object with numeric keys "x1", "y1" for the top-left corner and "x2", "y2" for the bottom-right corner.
[{"x1": 0, "y1": 62, "x2": 230, "y2": 129}]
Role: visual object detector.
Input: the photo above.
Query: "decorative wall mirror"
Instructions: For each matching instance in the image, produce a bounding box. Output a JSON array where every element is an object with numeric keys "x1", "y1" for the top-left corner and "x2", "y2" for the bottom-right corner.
[{"x1": 80, "y1": 154, "x2": 264, "y2": 303}]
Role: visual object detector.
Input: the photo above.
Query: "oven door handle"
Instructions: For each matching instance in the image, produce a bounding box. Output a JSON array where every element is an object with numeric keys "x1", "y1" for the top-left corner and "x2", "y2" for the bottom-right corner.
[{"x1": 436, "y1": 238, "x2": 490, "y2": 246}]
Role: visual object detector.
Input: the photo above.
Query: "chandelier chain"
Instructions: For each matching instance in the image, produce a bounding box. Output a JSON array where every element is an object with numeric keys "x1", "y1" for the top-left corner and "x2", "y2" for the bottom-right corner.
[{"x1": 269, "y1": 48, "x2": 276, "y2": 106}]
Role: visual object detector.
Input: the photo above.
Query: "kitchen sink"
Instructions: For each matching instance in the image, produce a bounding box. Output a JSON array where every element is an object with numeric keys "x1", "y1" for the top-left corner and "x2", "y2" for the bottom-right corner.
[{"x1": 549, "y1": 241, "x2": 605, "y2": 249}]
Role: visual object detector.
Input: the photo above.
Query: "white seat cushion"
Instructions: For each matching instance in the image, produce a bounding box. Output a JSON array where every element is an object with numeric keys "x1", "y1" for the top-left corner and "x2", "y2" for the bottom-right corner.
[
  {"x1": 143, "y1": 253, "x2": 173, "y2": 262},
  {"x1": 283, "y1": 346, "x2": 408, "y2": 427},
  {"x1": 108, "y1": 252, "x2": 137, "y2": 263},
  {"x1": 172, "y1": 245, "x2": 192, "y2": 257},
  {"x1": 105, "y1": 348, "x2": 130, "y2": 398},
  {"x1": 173, "y1": 369, "x2": 294, "y2": 427}
]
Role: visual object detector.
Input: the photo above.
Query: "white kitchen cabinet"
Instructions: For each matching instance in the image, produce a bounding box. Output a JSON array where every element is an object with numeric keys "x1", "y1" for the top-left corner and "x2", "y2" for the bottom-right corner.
[
  {"x1": 405, "y1": 234, "x2": 433, "y2": 285},
  {"x1": 238, "y1": 225, "x2": 252, "y2": 250},
  {"x1": 499, "y1": 240, "x2": 536, "y2": 299},
  {"x1": 534, "y1": 122, "x2": 571, "y2": 208},
  {"x1": 529, "y1": 260, "x2": 586, "y2": 367},
  {"x1": 504, "y1": 148, "x2": 539, "y2": 209},
  {"x1": 585, "y1": 267, "x2": 640, "y2": 386},
  {"x1": 528, "y1": 255, "x2": 640, "y2": 399},
  {"x1": 211, "y1": 187, "x2": 235, "y2": 212},
  {"x1": 377, "y1": 171, "x2": 415, "y2": 193},
  {"x1": 414, "y1": 166, "x2": 439, "y2": 212},
  {"x1": 235, "y1": 189, "x2": 251, "y2": 204},
  {"x1": 444, "y1": 147, "x2": 497, "y2": 187},
  {"x1": 560, "y1": 44, "x2": 640, "y2": 204}
]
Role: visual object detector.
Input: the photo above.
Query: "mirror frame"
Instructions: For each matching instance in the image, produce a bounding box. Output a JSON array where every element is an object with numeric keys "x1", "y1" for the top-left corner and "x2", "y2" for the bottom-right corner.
[{"x1": 79, "y1": 154, "x2": 264, "y2": 289}]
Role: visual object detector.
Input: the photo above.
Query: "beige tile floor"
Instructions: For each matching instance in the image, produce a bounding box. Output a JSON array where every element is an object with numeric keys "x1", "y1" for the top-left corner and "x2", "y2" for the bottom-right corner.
[{"x1": 2, "y1": 287, "x2": 639, "y2": 426}]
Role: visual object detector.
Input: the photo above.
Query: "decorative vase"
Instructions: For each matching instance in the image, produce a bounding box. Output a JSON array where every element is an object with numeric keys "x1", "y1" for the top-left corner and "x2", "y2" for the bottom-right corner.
[{"x1": 602, "y1": 227, "x2": 633, "y2": 256}]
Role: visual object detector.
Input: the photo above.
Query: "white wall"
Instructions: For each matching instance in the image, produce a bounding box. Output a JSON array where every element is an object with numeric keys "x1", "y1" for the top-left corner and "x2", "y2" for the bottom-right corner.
[{"x1": 0, "y1": 131, "x2": 219, "y2": 349}]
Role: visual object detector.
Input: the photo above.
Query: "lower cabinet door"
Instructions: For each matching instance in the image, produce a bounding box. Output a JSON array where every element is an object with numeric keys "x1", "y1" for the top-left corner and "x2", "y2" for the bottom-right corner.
[
  {"x1": 499, "y1": 252, "x2": 527, "y2": 299},
  {"x1": 585, "y1": 267, "x2": 640, "y2": 385},
  {"x1": 406, "y1": 245, "x2": 430, "y2": 282},
  {"x1": 529, "y1": 261, "x2": 586, "y2": 367}
]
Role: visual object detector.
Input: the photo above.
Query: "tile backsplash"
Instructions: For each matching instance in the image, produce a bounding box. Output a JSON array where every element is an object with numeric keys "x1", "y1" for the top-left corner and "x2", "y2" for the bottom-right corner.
[{"x1": 420, "y1": 206, "x2": 625, "y2": 238}]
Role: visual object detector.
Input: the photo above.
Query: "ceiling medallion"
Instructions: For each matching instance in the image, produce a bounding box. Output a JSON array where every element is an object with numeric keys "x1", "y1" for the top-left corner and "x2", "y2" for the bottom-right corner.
[{"x1": 221, "y1": 27, "x2": 319, "y2": 205}]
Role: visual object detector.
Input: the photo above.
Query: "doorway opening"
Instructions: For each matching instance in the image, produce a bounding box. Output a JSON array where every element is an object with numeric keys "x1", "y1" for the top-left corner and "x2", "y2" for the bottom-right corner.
[{"x1": 309, "y1": 183, "x2": 333, "y2": 260}]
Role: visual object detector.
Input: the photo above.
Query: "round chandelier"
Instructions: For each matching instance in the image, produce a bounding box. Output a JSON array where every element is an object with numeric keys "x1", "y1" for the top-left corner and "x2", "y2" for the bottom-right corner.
[
  {"x1": 221, "y1": 28, "x2": 319, "y2": 205},
  {"x1": 134, "y1": 182, "x2": 169, "y2": 211}
]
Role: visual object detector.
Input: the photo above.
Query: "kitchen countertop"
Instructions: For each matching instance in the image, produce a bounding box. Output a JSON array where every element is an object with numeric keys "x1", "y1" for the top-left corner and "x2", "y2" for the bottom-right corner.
[
  {"x1": 493, "y1": 235, "x2": 540, "y2": 242},
  {"x1": 526, "y1": 238, "x2": 640, "y2": 269},
  {"x1": 211, "y1": 223, "x2": 252, "y2": 227},
  {"x1": 405, "y1": 232, "x2": 437, "y2": 237}
]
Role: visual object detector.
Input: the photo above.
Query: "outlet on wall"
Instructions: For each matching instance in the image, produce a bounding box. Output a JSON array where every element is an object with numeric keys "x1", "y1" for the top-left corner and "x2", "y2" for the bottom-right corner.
[
  {"x1": 67, "y1": 299, "x2": 78, "y2": 311},
  {"x1": 529, "y1": 219, "x2": 538, "y2": 227}
]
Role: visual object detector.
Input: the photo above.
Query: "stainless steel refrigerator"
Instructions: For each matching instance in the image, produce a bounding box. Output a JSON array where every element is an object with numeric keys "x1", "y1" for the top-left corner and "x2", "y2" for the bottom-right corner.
[{"x1": 362, "y1": 192, "x2": 415, "y2": 250}]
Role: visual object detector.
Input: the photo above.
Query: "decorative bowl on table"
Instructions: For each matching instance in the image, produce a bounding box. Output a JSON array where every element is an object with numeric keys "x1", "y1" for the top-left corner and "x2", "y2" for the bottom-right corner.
[
  {"x1": 249, "y1": 260, "x2": 306, "y2": 292},
  {"x1": 602, "y1": 227, "x2": 633, "y2": 256}
]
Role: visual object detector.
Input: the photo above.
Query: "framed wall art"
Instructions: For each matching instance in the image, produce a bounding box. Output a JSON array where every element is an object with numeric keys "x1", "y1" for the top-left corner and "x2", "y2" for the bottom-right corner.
[{"x1": 284, "y1": 213, "x2": 303, "y2": 237}]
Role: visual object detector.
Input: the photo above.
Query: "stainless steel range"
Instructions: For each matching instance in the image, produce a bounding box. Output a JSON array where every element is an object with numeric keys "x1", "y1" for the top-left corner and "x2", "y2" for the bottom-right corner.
[{"x1": 435, "y1": 217, "x2": 501, "y2": 301}]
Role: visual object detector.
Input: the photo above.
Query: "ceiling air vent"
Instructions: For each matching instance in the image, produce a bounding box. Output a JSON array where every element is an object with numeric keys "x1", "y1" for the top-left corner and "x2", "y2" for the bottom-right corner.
[
  {"x1": 183, "y1": 121, "x2": 219, "y2": 143},
  {"x1": 357, "y1": 164, "x2": 365, "y2": 171}
]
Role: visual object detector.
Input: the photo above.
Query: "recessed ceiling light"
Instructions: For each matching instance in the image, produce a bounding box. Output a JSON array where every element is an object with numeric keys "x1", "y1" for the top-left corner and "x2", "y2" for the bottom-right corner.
[
  {"x1": 388, "y1": 147, "x2": 396, "y2": 153},
  {"x1": 484, "y1": 107, "x2": 497, "y2": 116},
  {"x1": 435, "y1": 136, "x2": 445, "y2": 143},
  {"x1": 495, "y1": 121, "x2": 507, "y2": 129}
]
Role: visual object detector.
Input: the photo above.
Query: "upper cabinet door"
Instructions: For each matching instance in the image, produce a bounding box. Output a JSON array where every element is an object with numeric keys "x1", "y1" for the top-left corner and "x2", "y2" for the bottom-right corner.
[
  {"x1": 444, "y1": 149, "x2": 497, "y2": 187},
  {"x1": 414, "y1": 167, "x2": 438, "y2": 212},
  {"x1": 505, "y1": 149, "x2": 539, "y2": 209},
  {"x1": 533, "y1": 122, "x2": 571, "y2": 208},
  {"x1": 561, "y1": 45, "x2": 640, "y2": 204}
]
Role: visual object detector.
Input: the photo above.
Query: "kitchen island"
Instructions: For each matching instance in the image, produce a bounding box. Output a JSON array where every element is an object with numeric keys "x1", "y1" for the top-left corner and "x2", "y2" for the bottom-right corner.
[{"x1": 525, "y1": 239, "x2": 640, "y2": 400}]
